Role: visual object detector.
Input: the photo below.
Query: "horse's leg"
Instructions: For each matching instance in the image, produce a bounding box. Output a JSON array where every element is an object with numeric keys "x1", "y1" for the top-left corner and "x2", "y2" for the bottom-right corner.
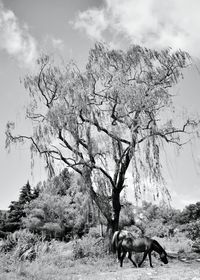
[
  {"x1": 117, "y1": 245, "x2": 121, "y2": 261},
  {"x1": 120, "y1": 251, "x2": 126, "y2": 267},
  {"x1": 128, "y1": 252, "x2": 137, "y2": 268},
  {"x1": 148, "y1": 251, "x2": 153, "y2": 268},
  {"x1": 138, "y1": 251, "x2": 148, "y2": 267}
]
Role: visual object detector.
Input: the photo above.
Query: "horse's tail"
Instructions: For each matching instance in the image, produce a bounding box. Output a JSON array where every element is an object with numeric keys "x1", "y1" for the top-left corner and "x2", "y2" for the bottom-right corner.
[{"x1": 111, "y1": 231, "x2": 120, "y2": 253}]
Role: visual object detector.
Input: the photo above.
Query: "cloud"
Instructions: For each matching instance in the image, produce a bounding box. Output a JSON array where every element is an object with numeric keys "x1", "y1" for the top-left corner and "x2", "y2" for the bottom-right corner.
[
  {"x1": 73, "y1": 8, "x2": 108, "y2": 41},
  {"x1": 0, "y1": 2, "x2": 38, "y2": 68},
  {"x1": 51, "y1": 38, "x2": 64, "y2": 51},
  {"x1": 169, "y1": 183, "x2": 200, "y2": 209},
  {"x1": 43, "y1": 35, "x2": 65, "y2": 52},
  {"x1": 73, "y1": 0, "x2": 200, "y2": 56}
]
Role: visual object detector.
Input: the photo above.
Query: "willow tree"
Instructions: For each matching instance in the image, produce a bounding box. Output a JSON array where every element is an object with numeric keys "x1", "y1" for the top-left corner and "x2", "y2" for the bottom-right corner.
[{"x1": 6, "y1": 43, "x2": 198, "y2": 234}]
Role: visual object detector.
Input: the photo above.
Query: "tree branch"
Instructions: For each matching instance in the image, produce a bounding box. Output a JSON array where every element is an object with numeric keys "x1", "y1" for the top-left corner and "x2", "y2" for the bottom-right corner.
[{"x1": 79, "y1": 110, "x2": 130, "y2": 145}]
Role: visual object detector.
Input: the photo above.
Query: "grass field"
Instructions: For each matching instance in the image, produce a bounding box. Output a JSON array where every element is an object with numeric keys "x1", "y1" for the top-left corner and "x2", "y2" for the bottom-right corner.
[
  {"x1": 1, "y1": 252, "x2": 200, "y2": 280},
  {"x1": 0, "y1": 233, "x2": 199, "y2": 280}
]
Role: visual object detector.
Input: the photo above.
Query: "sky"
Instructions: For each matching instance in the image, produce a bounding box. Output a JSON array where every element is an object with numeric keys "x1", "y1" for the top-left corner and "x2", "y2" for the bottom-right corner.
[{"x1": 0, "y1": 0, "x2": 200, "y2": 210}]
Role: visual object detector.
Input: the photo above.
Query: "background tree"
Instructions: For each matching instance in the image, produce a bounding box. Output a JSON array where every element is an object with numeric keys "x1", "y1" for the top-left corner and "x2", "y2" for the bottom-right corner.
[
  {"x1": 23, "y1": 169, "x2": 97, "y2": 239},
  {"x1": 19, "y1": 181, "x2": 32, "y2": 204},
  {"x1": 5, "y1": 182, "x2": 35, "y2": 232},
  {"x1": 42, "y1": 168, "x2": 72, "y2": 196},
  {"x1": 135, "y1": 201, "x2": 180, "y2": 237},
  {"x1": 32, "y1": 184, "x2": 41, "y2": 200},
  {"x1": 0, "y1": 210, "x2": 8, "y2": 233},
  {"x1": 6, "y1": 43, "x2": 199, "y2": 235},
  {"x1": 178, "y1": 202, "x2": 200, "y2": 224}
]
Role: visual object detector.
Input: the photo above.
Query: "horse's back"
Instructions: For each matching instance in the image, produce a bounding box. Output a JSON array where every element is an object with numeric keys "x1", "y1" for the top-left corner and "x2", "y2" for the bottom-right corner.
[{"x1": 121, "y1": 236, "x2": 153, "y2": 253}]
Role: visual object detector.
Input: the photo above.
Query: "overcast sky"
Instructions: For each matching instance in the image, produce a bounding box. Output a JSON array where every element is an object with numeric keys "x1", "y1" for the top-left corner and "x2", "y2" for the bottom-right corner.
[{"x1": 0, "y1": 0, "x2": 200, "y2": 210}]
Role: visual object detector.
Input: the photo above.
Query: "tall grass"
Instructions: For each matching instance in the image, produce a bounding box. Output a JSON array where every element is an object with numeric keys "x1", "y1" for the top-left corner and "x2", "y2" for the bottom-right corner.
[
  {"x1": 0, "y1": 228, "x2": 197, "y2": 280},
  {"x1": 154, "y1": 232, "x2": 193, "y2": 254}
]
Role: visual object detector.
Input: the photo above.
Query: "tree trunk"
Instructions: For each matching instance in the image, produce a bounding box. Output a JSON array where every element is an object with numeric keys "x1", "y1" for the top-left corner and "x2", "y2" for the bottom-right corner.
[
  {"x1": 111, "y1": 188, "x2": 121, "y2": 233},
  {"x1": 105, "y1": 187, "x2": 122, "y2": 252},
  {"x1": 83, "y1": 167, "x2": 122, "y2": 251}
]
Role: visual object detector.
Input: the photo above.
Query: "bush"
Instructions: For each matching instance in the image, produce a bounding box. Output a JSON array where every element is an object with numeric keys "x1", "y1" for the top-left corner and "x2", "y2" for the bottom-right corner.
[
  {"x1": 144, "y1": 219, "x2": 170, "y2": 238},
  {"x1": 12, "y1": 230, "x2": 41, "y2": 260},
  {"x1": 155, "y1": 232, "x2": 193, "y2": 254},
  {"x1": 181, "y1": 220, "x2": 200, "y2": 241},
  {"x1": 73, "y1": 235, "x2": 107, "y2": 259},
  {"x1": 123, "y1": 225, "x2": 143, "y2": 237},
  {"x1": 0, "y1": 237, "x2": 16, "y2": 253},
  {"x1": 0, "y1": 229, "x2": 51, "y2": 261},
  {"x1": 87, "y1": 227, "x2": 102, "y2": 239}
]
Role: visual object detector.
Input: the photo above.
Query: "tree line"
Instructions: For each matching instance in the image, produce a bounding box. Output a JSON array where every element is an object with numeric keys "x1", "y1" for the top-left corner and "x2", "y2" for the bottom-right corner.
[
  {"x1": 1, "y1": 168, "x2": 200, "y2": 242},
  {"x1": 0, "y1": 169, "x2": 99, "y2": 240}
]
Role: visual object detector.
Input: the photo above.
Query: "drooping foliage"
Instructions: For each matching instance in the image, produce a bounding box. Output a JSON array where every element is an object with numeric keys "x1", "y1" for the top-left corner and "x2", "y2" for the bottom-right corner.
[{"x1": 6, "y1": 43, "x2": 199, "y2": 232}]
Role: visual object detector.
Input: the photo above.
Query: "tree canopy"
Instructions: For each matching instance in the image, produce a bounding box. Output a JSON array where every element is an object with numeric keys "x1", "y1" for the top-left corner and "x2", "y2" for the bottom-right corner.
[{"x1": 6, "y1": 43, "x2": 199, "y2": 232}]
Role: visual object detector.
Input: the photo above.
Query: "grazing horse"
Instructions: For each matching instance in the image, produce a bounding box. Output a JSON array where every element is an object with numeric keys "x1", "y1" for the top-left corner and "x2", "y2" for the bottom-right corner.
[
  {"x1": 112, "y1": 230, "x2": 134, "y2": 253},
  {"x1": 112, "y1": 230, "x2": 168, "y2": 268}
]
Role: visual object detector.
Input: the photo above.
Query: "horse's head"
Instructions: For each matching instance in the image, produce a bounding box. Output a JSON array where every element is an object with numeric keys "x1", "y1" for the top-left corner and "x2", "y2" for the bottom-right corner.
[{"x1": 160, "y1": 252, "x2": 168, "y2": 264}]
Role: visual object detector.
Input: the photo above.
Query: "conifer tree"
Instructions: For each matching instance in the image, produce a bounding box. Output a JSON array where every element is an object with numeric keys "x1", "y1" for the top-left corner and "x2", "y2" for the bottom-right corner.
[{"x1": 5, "y1": 181, "x2": 33, "y2": 232}]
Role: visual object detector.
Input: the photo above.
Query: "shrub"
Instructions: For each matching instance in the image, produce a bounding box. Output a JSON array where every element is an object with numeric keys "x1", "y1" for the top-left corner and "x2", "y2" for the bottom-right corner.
[
  {"x1": 155, "y1": 232, "x2": 193, "y2": 254},
  {"x1": 182, "y1": 220, "x2": 200, "y2": 241},
  {"x1": 12, "y1": 230, "x2": 40, "y2": 260},
  {"x1": 87, "y1": 227, "x2": 102, "y2": 239},
  {"x1": 144, "y1": 219, "x2": 169, "y2": 238},
  {"x1": 0, "y1": 237, "x2": 16, "y2": 253},
  {"x1": 73, "y1": 235, "x2": 107, "y2": 259},
  {"x1": 0, "y1": 229, "x2": 50, "y2": 261},
  {"x1": 123, "y1": 225, "x2": 143, "y2": 237}
]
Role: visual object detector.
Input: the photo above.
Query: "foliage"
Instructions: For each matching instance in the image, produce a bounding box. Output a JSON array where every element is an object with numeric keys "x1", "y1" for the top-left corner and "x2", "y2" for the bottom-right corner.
[
  {"x1": 0, "y1": 236, "x2": 16, "y2": 253},
  {"x1": 119, "y1": 201, "x2": 135, "y2": 229},
  {"x1": 171, "y1": 202, "x2": 200, "y2": 242},
  {"x1": 126, "y1": 201, "x2": 182, "y2": 238},
  {"x1": 0, "y1": 229, "x2": 51, "y2": 262},
  {"x1": 87, "y1": 227, "x2": 102, "y2": 239},
  {"x1": 6, "y1": 42, "x2": 197, "y2": 232},
  {"x1": 144, "y1": 219, "x2": 170, "y2": 238},
  {"x1": 5, "y1": 201, "x2": 23, "y2": 232},
  {"x1": 4, "y1": 182, "x2": 38, "y2": 233},
  {"x1": 139, "y1": 201, "x2": 180, "y2": 223},
  {"x1": 181, "y1": 220, "x2": 200, "y2": 241},
  {"x1": 155, "y1": 233, "x2": 193, "y2": 254},
  {"x1": 12, "y1": 230, "x2": 41, "y2": 260},
  {"x1": 23, "y1": 170, "x2": 98, "y2": 239},
  {"x1": 41, "y1": 168, "x2": 72, "y2": 196},
  {"x1": 73, "y1": 235, "x2": 107, "y2": 259},
  {"x1": 0, "y1": 211, "x2": 8, "y2": 233},
  {"x1": 178, "y1": 202, "x2": 200, "y2": 224},
  {"x1": 18, "y1": 181, "x2": 32, "y2": 204}
]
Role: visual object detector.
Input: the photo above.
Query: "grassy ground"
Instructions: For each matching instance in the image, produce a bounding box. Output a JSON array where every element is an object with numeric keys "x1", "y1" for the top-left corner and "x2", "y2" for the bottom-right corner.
[
  {"x1": 0, "y1": 234, "x2": 199, "y2": 280},
  {"x1": 1, "y1": 252, "x2": 200, "y2": 280}
]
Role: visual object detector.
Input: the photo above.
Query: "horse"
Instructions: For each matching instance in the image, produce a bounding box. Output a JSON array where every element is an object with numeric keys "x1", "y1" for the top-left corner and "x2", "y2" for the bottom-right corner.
[
  {"x1": 112, "y1": 230, "x2": 168, "y2": 268},
  {"x1": 112, "y1": 230, "x2": 134, "y2": 254}
]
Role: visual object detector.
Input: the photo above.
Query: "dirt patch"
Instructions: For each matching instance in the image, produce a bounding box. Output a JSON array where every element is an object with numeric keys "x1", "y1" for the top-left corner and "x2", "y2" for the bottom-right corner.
[
  {"x1": 1, "y1": 252, "x2": 200, "y2": 280},
  {"x1": 72, "y1": 261, "x2": 200, "y2": 280}
]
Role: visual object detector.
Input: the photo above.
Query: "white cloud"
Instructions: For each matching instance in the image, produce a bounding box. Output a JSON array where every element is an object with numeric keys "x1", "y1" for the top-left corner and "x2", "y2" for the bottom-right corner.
[
  {"x1": 73, "y1": 0, "x2": 200, "y2": 56},
  {"x1": 51, "y1": 38, "x2": 64, "y2": 51},
  {"x1": 43, "y1": 35, "x2": 65, "y2": 52},
  {"x1": 0, "y1": 2, "x2": 38, "y2": 68},
  {"x1": 73, "y1": 8, "x2": 108, "y2": 41}
]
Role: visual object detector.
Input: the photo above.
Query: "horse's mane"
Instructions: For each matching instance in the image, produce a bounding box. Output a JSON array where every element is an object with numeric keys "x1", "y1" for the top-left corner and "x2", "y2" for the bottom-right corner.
[
  {"x1": 111, "y1": 230, "x2": 121, "y2": 253},
  {"x1": 152, "y1": 239, "x2": 166, "y2": 254}
]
